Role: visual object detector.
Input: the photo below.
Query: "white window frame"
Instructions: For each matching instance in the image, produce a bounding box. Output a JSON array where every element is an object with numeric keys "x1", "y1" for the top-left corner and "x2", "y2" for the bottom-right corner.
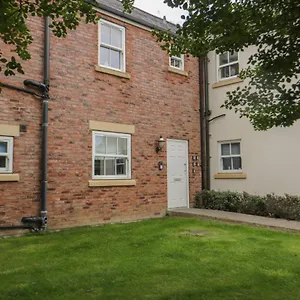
[
  {"x1": 98, "y1": 19, "x2": 126, "y2": 72},
  {"x1": 169, "y1": 54, "x2": 184, "y2": 70},
  {"x1": 218, "y1": 140, "x2": 242, "y2": 173},
  {"x1": 92, "y1": 131, "x2": 131, "y2": 180},
  {"x1": 217, "y1": 51, "x2": 239, "y2": 81},
  {"x1": 0, "y1": 136, "x2": 13, "y2": 173}
]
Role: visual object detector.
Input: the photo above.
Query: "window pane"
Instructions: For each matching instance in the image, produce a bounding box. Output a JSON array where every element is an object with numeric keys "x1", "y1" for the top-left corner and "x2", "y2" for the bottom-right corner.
[
  {"x1": 116, "y1": 158, "x2": 126, "y2": 175},
  {"x1": 94, "y1": 157, "x2": 104, "y2": 176},
  {"x1": 95, "y1": 136, "x2": 106, "y2": 154},
  {"x1": 0, "y1": 142, "x2": 7, "y2": 153},
  {"x1": 171, "y1": 57, "x2": 181, "y2": 69},
  {"x1": 221, "y1": 144, "x2": 230, "y2": 155},
  {"x1": 0, "y1": 156, "x2": 6, "y2": 168},
  {"x1": 219, "y1": 53, "x2": 228, "y2": 65},
  {"x1": 106, "y1": 159, "x2": 116, "y2": 175},
  {"x1": 232, "y1": 157, "x2": 242, "y2": 170},
  {"x1": 222, "y1": 158, "x2": 232, "y2": 170},
  {"x1": 118, "y1": 138, "x2": 127, "y2": 155},
  {"x1": 229, "y1": 51, "x2": 238, "y2": 63},
  {"x1": 220, "y1": 66, "x2": 230, "y2": 79},
  {"x1": 230, "y1": 63, "x2": 239, "y2": 77},
  {"x1": 231, "y1": 143, "x2": 240, "y2": 155},
  {"x1": 107, "y1": 137, "x2": 117, "y2": 155},
  {"x1": 101, "y1": 24, "x2": 111, "y2": 45},
  {"x1": 110, "y1": 50, "x2": 121, "y2": 70},
  {"x1": 111, "y1": 27, "x2": 122, "y2": 48},
  {"x1": 100, "y1": 47, "x2": 110, "y2": 67}
]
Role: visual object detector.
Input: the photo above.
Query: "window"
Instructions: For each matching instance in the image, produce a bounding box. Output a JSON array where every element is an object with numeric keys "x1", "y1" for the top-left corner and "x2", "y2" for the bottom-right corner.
[
  {"x1": 0, "y1": 136, "x2": 13, "y2": 173},
  {"x1": 99, "y1": 20, "x2": 126, "y2": 72},
  {"x1": 170, "y1": 54, "x2": 184, "y2": 70},
  {"x1": 219, "y1": 141, "x2": 242, "y2": 172},
  {"x1": 218, "y1": 51, "x2": 239, "y2": 80},
  {"x1": 92, "y1": 131, "x2": 131, "y2": 179}
]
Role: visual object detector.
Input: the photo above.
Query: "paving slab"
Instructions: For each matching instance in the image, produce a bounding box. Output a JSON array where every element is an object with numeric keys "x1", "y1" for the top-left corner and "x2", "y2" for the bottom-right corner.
[{"x1": 168, "y1": 208, "x2": 300, "y2": 232}]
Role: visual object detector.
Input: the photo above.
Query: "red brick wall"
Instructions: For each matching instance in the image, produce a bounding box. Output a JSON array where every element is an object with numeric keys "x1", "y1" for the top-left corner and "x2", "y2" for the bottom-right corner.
[{"x1": 0, "y1": 13, "x2": 201, "y2": 232}]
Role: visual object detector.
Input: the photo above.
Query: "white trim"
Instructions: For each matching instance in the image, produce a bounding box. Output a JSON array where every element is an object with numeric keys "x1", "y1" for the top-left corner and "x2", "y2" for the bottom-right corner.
[
  {"x1": 167, "y1": 139, "x2": 189, "y2": 209},
  {"x1": 0, "y1": 136, "x2": 13, "y2": 173},
  {"x1": 169, "y1": 54, "x2": 184, "y2": 71},
  {"x1": 92, "y1": 131, "x2": 131, "y2": 180},
  {"x1": 218, "y1": 140, "x2": 242, "y2": 173},
  {"x1": 98, "y1": 19, "x2": 126, "y2": 72},
  {"x1": 217, "y1": 51, "x2": 239, "y2": 81}
]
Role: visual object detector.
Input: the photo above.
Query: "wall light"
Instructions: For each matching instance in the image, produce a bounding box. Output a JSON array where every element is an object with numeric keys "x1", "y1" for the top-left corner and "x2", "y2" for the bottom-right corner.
[{"x1": 156, "y1": 136, "x2": 165, "y2": 153}]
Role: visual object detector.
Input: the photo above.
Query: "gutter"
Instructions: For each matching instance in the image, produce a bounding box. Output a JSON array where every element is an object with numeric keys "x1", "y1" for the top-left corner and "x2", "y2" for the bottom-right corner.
[{"x1": 86, "y1": 0, "x2": 176, "y2": 33}]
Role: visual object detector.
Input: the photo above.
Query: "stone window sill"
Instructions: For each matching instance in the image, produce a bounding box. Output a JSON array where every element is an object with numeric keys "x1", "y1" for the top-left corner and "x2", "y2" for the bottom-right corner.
[
  {"x1": 94, "y1": 65, "x2": 131, "y2": 79},
  {"x1": 168, "y1": 66, "x2": 188, "y2": 77},
  {"x1": 0, "y1": 174, "x2": 20, "y2": 182},
  {"x1": 212, "y1": 77, "x2": 243, "y2": 89},
  {"x1": 214, "y1": 173, "x2": 247, "y2": 179},
  {"x1": 89, "y1": 179, "x2": 136, "y2": 187}
]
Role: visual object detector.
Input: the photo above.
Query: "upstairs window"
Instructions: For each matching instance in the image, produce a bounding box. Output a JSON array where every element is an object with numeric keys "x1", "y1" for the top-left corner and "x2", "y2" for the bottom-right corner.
[
  {"x1": 218, "y1": 51, "x2": 239, "y2": 80},
  {"x1": 219, "y1": 141, "x2": 242, "y2": 172},
  {"x1": 99, "y1": 20, "x2": 126, "y2": 72},
  {"x1": 92, "y1": 131, "x2": 131, "y2": 179},
  {"x1": 0, "y1": 136, "x2": 13, "y2": 173},
  {"x1": 170, "y1": 54, "x2": 184, "y2": 70}
]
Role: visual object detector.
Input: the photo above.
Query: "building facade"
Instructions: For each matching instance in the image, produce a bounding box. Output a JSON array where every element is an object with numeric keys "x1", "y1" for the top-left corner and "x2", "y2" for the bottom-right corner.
[
  {"x1": 207, "y1": 46, "x2": 300, "y2": 196},
  {"x1": 0, "y1": 0, "x2": 201, "y2": 231}
]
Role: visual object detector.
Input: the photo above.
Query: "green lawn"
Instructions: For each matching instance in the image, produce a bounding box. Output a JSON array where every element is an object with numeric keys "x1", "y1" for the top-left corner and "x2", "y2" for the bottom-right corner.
[{"x1": 1, "y1": 218, "x2": 300, "y2": 300}]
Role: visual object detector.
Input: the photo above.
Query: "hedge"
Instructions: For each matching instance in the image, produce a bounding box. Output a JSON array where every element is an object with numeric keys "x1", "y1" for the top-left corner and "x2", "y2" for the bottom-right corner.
[{"x1": 194, "y1": 190, "x2": 300, "y2": 221}]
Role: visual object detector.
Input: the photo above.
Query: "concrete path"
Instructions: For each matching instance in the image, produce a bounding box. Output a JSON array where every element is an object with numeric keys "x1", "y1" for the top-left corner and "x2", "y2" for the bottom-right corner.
[{"x1": 168, "y1": 208, "x2": 300, "y2": 232}]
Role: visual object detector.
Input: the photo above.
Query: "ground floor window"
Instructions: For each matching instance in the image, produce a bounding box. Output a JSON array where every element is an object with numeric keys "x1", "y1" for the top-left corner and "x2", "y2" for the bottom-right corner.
[
  {"x1": 0, "y1": 136, "x2": 13, "y2": 173},
  {"x1": 219, "y1": 140, "x2": 242, "y2": 172},
  {"x1": 92, "y1": 131, "x2": 131, "y2": 179}
]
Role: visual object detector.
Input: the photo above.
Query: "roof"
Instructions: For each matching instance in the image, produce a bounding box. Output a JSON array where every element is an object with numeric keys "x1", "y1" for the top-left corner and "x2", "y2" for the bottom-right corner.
[{"x1": 94, "y1": 0, "x2": 178, "y2": 32}]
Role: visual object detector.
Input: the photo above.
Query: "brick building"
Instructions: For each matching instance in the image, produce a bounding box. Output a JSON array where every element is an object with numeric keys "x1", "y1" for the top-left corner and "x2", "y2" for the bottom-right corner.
[{"x1": 0, "y1": 0, "x2": 201, "y2": 232}]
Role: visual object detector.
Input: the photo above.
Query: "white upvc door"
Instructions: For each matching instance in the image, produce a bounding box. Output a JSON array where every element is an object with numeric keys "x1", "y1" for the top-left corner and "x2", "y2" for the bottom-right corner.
[{"x1": 167, "y1": 139, "x2": 189, "y2": 209}]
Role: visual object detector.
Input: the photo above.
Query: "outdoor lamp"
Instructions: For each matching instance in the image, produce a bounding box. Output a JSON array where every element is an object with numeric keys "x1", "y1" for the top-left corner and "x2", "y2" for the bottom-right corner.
[{"x1": 156, "y1": 136, "x2": 165, "y2": 153}]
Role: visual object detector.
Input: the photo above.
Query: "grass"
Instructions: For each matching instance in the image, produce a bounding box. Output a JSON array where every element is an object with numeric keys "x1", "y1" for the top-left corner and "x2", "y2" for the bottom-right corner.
[{"x1": 1, "y1": 218, "x2": 300, "y2": 300}]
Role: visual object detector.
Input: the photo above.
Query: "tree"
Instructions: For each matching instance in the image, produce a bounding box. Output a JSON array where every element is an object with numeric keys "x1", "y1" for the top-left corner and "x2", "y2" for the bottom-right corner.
[{"x1": 154, "y1": 0, "x2": 300, "y2": 130}]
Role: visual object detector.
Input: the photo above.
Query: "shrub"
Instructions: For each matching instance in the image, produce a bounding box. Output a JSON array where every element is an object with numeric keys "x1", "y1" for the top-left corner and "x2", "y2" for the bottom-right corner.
[{"x1": 194, "y1": 190, "x2": 300, "y2": 221}]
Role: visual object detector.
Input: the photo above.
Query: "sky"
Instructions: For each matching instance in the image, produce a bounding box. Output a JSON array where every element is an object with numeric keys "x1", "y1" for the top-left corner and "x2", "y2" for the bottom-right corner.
[{"x1": 134, "y1": 0, "x2": 185, "y2": 24}]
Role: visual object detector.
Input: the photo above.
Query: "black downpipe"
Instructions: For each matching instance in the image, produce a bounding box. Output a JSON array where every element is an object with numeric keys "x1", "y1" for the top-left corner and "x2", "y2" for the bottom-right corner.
[
  {"x1": 199, "y1": 57, "x2": 210, "y2": 190},
  {"x1": 199, "y1": 58, "x2": 206, "y2": 190},
  {"x1": 0, "y1": 225, "x2": 34, "y2": 230},
  {"x1": 0, "y1": 17, "x2": 50, "y2": 232},
  {"x1": 204, "y1": 57, "x2": 210, "y2": 190},
  {"x1": 0, "y1": 83, "x2": 43, "y2": 98},
  {"x1": 40, "y1": 16, "x2": 50, "y2": 231}
]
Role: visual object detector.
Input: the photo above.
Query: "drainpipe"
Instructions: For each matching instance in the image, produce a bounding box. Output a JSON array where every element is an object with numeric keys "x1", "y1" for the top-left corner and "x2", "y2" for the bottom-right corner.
[
  {"x1": 204, "y1": 57, "x2": 210, "y2": 190},
  {"x1": 199, "y1": 57, "x2": 211, "y2": 190},
  {"x1": 0, "y1": 17, "x2": 50, "y2": 232},
  {"x1": 199, "y1": 58, "x2": 206, "y2": 190},
  {"x1": 40, "y1": 16, "x2": 50, "y2": 231}
]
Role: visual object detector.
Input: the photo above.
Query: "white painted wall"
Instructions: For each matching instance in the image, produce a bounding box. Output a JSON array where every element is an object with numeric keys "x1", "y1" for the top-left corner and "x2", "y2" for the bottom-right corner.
[{"x1": 208, "y1": 47, "x2": 300, "y2": 196}]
